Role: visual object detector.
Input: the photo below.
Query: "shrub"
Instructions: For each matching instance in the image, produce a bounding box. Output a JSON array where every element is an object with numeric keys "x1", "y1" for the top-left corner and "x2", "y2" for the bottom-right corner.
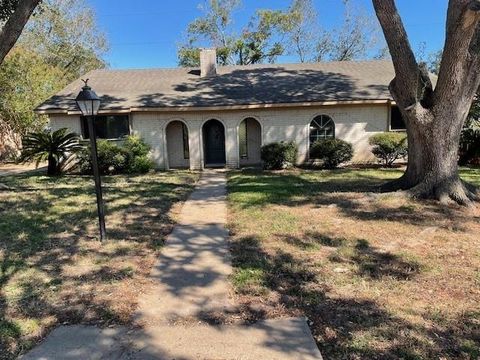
[
  {"x1": 261, "y1": 141, "x2": 298, "y2": 170},
  {"x1": 127, "y1": 155, "x2": 154, "y2": 174},
  {"x1": 369, "y1": 132, "x2": 408, "y2": 167},
  {"x1": 459, "y1": 128, "x2": 480, "y2": 166},
  {"x1": 19, "y1": 128, "x2": 82, "y2": 175},
  {"x1": 123, "y1": 135, "x2": 154, "y2": 173},
  {"x1": 310, "y1": 139, "x2": 354, "y2": 169},
  {"x1": 77, "y1": 140, "x2": 127, "y2": 175},
  {"x1": 123, "y1": 135, "x2": 150, "y2": 158},
  {"x1": 77, "y1": 136, "x2": 153, "y2": 175}
]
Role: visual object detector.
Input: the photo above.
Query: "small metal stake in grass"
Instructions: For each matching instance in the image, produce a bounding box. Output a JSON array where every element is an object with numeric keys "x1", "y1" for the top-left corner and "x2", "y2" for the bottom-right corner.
[{"x1": 75, "y1": 79, "x2": 106, "y2": 241}]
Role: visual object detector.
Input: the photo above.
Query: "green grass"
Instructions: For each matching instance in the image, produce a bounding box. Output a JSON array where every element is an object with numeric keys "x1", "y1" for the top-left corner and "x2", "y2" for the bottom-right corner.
[
  {"x1": 227, "y1": 167, "x2": 480, "y2": 360},
  {"x1": 0, "y1": 171, "x2": 199, "y2": 359}
]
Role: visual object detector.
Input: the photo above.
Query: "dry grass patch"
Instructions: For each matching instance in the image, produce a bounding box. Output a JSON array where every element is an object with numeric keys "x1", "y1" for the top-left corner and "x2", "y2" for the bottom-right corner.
[
  {"x1": 227, "y1": 168, "x2": 480, "y2": 360},
  {"x1": 0, "y1": 171, "x2": 199, "y2": 359}
]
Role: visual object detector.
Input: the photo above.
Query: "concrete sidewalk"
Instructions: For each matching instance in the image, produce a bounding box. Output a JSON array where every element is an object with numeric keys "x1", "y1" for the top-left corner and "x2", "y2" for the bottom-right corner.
[
  {"x1": 23, "y1": 318, "x2": 321, "y2": 360},
  {"x1": 22, "y1": 170, "x2": 322, "y2": 360}
]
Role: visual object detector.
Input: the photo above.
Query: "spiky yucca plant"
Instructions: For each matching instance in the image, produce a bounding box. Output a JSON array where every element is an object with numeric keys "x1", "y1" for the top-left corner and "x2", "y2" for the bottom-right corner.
[{"x1": 20, "y1": 128, "x2": 82, "y2": 175}]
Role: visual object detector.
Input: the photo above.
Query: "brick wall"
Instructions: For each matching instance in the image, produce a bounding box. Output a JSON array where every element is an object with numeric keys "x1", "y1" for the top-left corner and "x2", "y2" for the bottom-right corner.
[
  {"x1": 48, "y1": 104, "x2": 389, "y2": 170},
  {"x1": 49, "y1": 115, "x2": 82, "y2": 134}
]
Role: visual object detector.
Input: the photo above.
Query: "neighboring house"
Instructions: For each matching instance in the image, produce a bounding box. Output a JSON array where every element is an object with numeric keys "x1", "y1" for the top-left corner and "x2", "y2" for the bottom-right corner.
[{"x1": 35, "y1": 49, "x2": 405, "y2": 170}]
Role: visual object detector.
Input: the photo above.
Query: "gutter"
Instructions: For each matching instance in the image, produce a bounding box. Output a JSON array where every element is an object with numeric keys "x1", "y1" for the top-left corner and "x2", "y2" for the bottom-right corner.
[{"x1": 35, "y1": 99, "x2": 394, "y2": 115}]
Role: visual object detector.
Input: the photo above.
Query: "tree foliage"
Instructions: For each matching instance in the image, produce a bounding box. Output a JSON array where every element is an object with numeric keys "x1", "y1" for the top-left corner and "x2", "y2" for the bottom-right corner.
[
  {"x1": 0, "y1": 47, "x2": 63, "y2": 136},
  {"x1": 19, "y1": 0, "x2": 108, "y2": 82},
  {"x1": 327, "y1": 1, "x2": 380, "y2": 61},
  {"x1": 0, "y1": 0, "x2": 107, "y2": 158},
  {"x1": 178, "y1": 0, "x2": 382, "y2": 66}
]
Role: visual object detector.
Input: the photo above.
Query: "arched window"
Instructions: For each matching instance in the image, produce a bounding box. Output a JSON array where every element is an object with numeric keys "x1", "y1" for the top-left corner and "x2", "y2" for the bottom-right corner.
[{"x1": 309, "y1": 115, "x2": 335, "y2": 146}]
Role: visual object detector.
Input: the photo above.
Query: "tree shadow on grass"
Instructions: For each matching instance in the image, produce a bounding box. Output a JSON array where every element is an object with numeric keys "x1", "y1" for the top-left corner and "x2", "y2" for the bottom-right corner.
[
  {"x1": 0, "y1": 172, "x2": 197, "y2": 359},
  {"x1": 280, "y1": 232, "x2": 347, "y2": 250},
  {"x1": 328, "y1": 238, "x2": 422, "y2": 281},
  {"x1": 228, "y1": 169, "x2": 478, "y2": 231},
  {"x1": 229, "y1": 235, "x2": 479, "y2": 359}
]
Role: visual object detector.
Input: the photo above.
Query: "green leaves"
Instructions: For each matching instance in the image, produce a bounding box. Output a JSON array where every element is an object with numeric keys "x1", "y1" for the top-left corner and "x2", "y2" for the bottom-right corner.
[
  {"x1": 0, "y1": 48, "x2": 63, "y2": 136},
  {"x1": 369, "y1": 132, "x2": 408, "y2": 167},
  {"x1": 19, "y1": 128, "x2": 82, "y2": 175},
  {"x1": 309, "y1": 139, "x2": 354, "y2": 169},
  {"x1": 19, "y1": 0, "x2": 108, "y2": 82},
  {"x1": 178, "y1": 0, "x2": 295, "y2": 66},
  {"x1": 0, "y1": 0, "x2": 107, "y2": 158},
  {"x1": 178, "y1": 0, "x2": 382, "y2": 66}
]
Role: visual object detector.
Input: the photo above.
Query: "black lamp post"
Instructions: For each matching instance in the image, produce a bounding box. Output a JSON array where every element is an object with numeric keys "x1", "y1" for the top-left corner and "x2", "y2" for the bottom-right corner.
[{"x1": 75, "y1": 79, "x2": 106, "y2": 241}]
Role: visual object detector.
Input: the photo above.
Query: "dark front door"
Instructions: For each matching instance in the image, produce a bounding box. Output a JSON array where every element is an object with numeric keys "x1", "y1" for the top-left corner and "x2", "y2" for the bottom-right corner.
[{"x1": 203, "y1": 119, "x2": 226, "y2": 166}]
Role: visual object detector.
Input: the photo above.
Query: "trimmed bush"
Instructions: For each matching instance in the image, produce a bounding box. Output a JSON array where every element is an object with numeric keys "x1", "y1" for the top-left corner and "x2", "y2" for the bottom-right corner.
[
  {"x1": 77, "y1": 135, "x2": 153, "y2": 175},
  {"x1": 310, "y1": 139, "x2": 353, "y2": 169},
  {"x1": 369, "y1": 132, "x2": 408, "y2": 167},
  {"x1": 261, "y1": 141, "x2": 298, "y2": 170}
]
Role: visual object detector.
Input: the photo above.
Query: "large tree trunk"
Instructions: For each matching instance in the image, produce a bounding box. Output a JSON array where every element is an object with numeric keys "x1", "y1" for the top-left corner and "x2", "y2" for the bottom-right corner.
[
  {"x1": 0, "y1": 0, "x2": 41, "y2": 65},
  {"x1": 385, "y1": 106, "x2": 477, "y2": 204},
  {"x1": 372, "y1": 0, "x2": 480, "y2": 205}
]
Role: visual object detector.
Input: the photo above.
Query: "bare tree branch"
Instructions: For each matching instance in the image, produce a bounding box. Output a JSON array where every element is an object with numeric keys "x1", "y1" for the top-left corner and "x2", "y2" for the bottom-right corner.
[{"x1": 0, "y1": 0, "x2": 41, "y2": 65}]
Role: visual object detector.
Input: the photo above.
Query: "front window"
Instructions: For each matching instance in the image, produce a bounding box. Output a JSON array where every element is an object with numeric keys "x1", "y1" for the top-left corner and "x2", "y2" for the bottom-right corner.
[
  {"x1": 81, "y1": 115, "x2": 130, "y2": 139},
  {"x1": 182, "y1": 123, "x2": 190, "y2": 159},
  {"x1": 239, "y1": 119, "x2": 248, "y2": 159},
  {"x1": 309, "y1": 115, "x2": 335, "y2": 146},
  {"x1": 390, "y1": 106, "x2": 406, "y2": 131}
]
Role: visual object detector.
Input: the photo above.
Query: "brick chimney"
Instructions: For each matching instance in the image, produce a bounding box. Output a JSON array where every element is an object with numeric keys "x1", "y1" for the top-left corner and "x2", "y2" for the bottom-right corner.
[{"x1": 200, "y1": 48, "x2": 217, "y2": 77}]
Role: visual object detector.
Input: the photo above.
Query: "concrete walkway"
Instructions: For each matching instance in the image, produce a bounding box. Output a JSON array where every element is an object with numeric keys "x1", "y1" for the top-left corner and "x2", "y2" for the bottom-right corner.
[
  {"x1": 0, "y1": 163, "x2": 46, "y2": 176},
  {"x1": 23, "y1": 170, "x2": 322, "y2": 360},
  {"x1": 136, "y1": 170, "x2": 232, "y2": 325}
]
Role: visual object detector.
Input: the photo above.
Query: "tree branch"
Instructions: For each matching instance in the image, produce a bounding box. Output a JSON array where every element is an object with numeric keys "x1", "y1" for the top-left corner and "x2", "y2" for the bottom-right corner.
[
  {"x1": 372, "y1": 0, "x2": 419, "y2": 107},
  {"x1": 434, "y1": 0, "x2": 480, "y2": 105},
  {"x1": 0, "y1": 0, "x2": 41, "y2": 65}
]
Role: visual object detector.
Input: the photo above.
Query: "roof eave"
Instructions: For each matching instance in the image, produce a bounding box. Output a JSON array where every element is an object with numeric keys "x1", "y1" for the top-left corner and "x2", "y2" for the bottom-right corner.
[{"x1": 36, "y1": 99, "x2": 394, "y2": 115}]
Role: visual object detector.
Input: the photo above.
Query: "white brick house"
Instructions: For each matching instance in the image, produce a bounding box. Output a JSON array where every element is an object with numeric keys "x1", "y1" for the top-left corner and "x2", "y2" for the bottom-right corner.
[{"x1": 36, "y1": 50, "x2": 404, "y2": 170}]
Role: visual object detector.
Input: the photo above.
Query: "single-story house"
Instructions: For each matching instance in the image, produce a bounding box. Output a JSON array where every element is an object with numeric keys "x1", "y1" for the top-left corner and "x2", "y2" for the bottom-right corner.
[{"x1": 35, "y1": 49, "x2": 405, "y2": 170}]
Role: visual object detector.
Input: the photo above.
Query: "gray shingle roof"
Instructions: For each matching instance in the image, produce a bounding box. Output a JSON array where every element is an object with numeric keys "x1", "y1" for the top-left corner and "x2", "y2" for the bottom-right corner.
[{"x1": 36, "y1": 60, "x2": 396, "y2": 113}]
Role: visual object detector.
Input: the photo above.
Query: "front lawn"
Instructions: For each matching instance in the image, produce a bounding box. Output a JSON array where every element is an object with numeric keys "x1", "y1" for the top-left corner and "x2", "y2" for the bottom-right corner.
[
  {"x1": 0, "y1": 171, "x2": 199, "y2": 359},
  {"x1": 227, "y1": 168, "x2": 480, "y2": 360}
]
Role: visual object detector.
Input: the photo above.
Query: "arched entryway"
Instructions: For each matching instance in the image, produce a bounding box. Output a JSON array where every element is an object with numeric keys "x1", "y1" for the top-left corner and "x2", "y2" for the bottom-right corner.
[
  {"x1": 166, "y1": 120, "x2": 190, "y2": 169},
  {"x1": 202, "y1": 119, "x2": 226, "y2": 167},
  {"x1": 239, "y1": 117, "x2": 262, "y2": 166}
]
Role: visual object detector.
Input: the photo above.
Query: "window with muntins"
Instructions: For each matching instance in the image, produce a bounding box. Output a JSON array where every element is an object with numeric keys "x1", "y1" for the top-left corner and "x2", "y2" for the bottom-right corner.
[
  {"x1": 309, "y1": 115, "x2": 335, "y2": 146},
  {"x1": 239, "y1": 119, "x2": 248, "y2": 158},
  {"x1": 182, "y1": 123, "x2": 190, "y2": 159},
  {"x1": 81, "y1": 115, "x2": 130, "y2": 139}
]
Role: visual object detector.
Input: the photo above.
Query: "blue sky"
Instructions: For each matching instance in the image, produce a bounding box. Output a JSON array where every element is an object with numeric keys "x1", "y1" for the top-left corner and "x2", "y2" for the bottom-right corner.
[{"x1": 88, "y1": 0, "x2": 448, "y2": 69}]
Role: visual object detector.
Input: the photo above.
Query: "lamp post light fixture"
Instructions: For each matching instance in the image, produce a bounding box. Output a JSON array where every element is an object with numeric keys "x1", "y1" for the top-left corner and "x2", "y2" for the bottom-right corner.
[{"x1": 75, "y1": 79, "x2": 106, "y2": 241}]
